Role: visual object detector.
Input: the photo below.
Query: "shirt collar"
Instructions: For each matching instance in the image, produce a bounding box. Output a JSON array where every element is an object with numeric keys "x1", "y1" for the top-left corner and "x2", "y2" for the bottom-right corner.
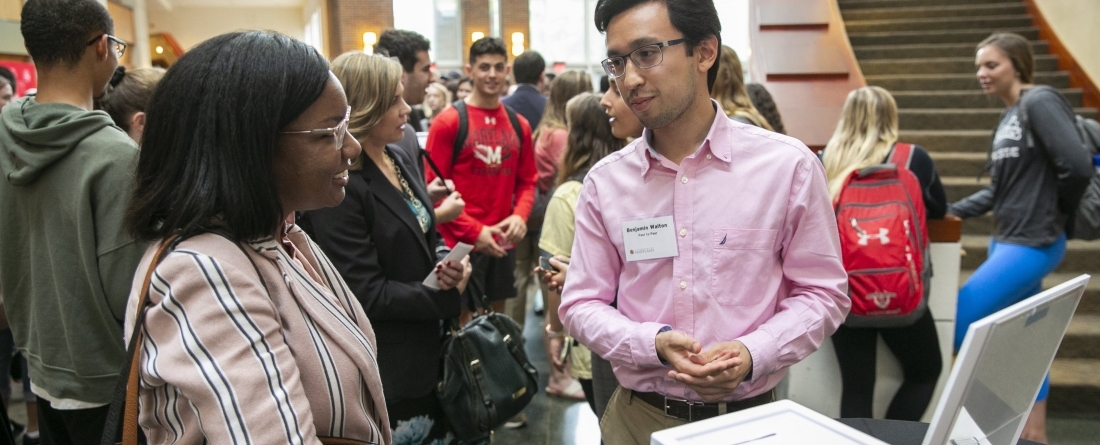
[{"x1": 638, "y1": 99, "x2": 734, "y2": 176}]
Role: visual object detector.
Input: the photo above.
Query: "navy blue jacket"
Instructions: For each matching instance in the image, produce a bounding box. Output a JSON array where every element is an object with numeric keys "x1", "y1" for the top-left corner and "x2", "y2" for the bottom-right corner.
[{"x1": 502, "y1": 84, "x2": 547, "y2": 130}]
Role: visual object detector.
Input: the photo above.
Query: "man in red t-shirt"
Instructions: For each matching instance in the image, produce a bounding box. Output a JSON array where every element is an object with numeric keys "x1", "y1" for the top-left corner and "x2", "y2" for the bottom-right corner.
[{"x1": 425, "y1": 37, "x2": 537, "y2": 319}]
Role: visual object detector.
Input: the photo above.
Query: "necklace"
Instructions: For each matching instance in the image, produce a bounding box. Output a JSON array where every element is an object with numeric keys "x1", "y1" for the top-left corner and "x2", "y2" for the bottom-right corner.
[{"x1": 383, "y1": 150, "x2": 431, "y2": 233}]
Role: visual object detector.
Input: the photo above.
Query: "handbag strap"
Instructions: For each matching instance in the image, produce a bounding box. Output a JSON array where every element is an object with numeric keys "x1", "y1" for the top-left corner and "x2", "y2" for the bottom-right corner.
[{"x1": 101, "y1": 234, "x2": 180, "y2": 445}]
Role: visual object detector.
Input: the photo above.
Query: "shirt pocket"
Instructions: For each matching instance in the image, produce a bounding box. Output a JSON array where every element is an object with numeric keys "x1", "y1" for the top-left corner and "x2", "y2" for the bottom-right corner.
[{"x1": 709, "y1": 228, "x2": 779, "y2": 307}]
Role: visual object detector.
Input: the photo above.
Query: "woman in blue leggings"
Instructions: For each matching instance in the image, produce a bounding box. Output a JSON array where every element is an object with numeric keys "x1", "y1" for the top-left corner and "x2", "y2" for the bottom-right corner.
[
  {"x1": 950, "y1": 33, "x2": 1093, "y2": 443},
  {"x1": 953, "y1": 235, "x2": 1065, "y2": 398}
]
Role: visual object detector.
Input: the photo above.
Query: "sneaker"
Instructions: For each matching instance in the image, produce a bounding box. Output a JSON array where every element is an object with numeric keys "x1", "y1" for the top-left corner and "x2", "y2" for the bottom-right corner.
[
  {"x1": 23, "y1": 431, "x2": 40, "y2": 445},
  {"x1": 9, "y1": 421, "x2": 24, "y2": 440},
  {"x1": 502, "y1": 412, "x2": 526, "y2": 429}
]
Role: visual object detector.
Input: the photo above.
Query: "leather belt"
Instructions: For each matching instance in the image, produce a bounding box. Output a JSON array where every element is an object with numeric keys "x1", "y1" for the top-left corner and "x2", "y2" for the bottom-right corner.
[{"x1": 631, "y1": 389, "x2": 775, "y2": 422}]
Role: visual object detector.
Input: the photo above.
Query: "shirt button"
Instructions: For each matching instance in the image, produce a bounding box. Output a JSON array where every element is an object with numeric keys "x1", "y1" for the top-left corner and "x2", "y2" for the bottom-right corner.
[
  {"x1": 680, "y1": 176, "x2": 688, "y2": 184},
  {"x1": 706, "y1": 154, "x2": 713, "y2": 160},
  {"x1": 679, "y1": 281, "x2": 687, "y2": 290},
  {"x1": 679, "y1": 228, "x2": 687, "y2": 237}
]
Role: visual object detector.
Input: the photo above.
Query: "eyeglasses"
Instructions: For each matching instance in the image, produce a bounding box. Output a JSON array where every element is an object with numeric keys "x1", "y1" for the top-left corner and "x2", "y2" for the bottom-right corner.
[
  {"x1": 601, "y1": 38, "x2": 687, "y2": 79},
  {"x1": 86, "y1": 34, "x2": 127, "y2": 58},
  {"x1": 279, "y1": 106, "x2": 351, "y2": 151}
]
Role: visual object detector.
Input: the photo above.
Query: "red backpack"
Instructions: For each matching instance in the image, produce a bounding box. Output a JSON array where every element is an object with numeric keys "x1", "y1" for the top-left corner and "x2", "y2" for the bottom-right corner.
[{"x1": 835, "y1": 143, "x2": 930, "y2": 327}]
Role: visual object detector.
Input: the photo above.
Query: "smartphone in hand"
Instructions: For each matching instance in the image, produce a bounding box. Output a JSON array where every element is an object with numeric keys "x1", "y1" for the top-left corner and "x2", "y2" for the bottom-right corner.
[{"x1": 539, "y1": 256, "x2": 558, "y2": 273}]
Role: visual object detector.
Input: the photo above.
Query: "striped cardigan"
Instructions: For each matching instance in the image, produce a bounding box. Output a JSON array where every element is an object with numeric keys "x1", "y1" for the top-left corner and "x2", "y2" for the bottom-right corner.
[{"x1": 123, "y1": 226, "x2": 391, "y2": 444}]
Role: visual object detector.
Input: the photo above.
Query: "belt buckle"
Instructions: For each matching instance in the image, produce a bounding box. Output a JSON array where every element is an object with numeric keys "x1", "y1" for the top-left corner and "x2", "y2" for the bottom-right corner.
[{"x1": 664, "y1": 396, "x2": 704, "y2": 421}]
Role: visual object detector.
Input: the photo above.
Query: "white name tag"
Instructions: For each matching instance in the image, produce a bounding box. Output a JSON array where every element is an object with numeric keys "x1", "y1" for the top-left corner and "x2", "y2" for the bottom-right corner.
[{"x1": 621, "y1": 215, "x2": 679, "y2": 262}]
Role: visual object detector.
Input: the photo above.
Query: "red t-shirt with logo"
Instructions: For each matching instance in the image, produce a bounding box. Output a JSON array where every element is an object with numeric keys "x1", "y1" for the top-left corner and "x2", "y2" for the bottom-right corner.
[{"x1": 424, "y1": 102, "x2": 537, "y2": 247}]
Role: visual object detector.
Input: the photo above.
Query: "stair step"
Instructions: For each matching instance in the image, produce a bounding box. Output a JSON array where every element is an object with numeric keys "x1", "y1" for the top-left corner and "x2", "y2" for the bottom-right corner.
[
  {"x1": 928, "y1": 152, "x2": 989, "y2": 176},
  {"x1": 899, "y1": 107, "x2": 1099, "y2": 130},
  {"x1": 892, "y1": 89, "x2": 1082, "y2": 109},
  {"x1": 960, "y1": 235, "x2": 1100, "y2": 275},
  {"x1": 854, "y1": 41, "x2": 1049, "y2": 60},
  {"x1": 842, "y1": 2, "x2": 1027, "y2": 21},
  {"x1": 1052, "y1": 273, "x2": 1100, "y2": 315},
  {"x1": 957, "y1": 271, "x2": 1100, "y2": 314},
  {"x1": 1060, "y1": 313, "x2": 1100, "y2": 360},
  {"x1": 868, "y1": 72, "x2": 1069, "y2": 91},
  {"x1": 901, "y1": 130, "x2": 991, "y2": 154},
  {"x1": 1050, "y1": 359, "x2": 1100, "y2": 413},
  {"x1": 941, "y1": 176, "x2": 990, "y2": 202},
  {"x1": 846, "y1": 14, "x2": 1033, "y2": 34},
  {"x1": 861, "y1": 55, "x2": 1058, "y2": 76},
  {"x1": 839, "y1": 0, "x2": 1013, "y2": 10},
  {"x1": 848, "y1": 27, "x2": 1038, "y2": 46}
]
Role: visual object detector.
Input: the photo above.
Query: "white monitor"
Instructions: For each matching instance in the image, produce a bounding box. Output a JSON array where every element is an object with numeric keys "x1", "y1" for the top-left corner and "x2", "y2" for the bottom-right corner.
[
  {"x1": 922, "y1": 274, "x2": 1090, "y2": 445},
  {"x1": 650, "y1": 399, "x2": 888, "y2": 445}
]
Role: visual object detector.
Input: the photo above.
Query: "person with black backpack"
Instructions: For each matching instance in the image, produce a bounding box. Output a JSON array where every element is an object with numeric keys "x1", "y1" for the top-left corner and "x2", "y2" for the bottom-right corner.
[
  {"x1": 948, "y1": 32, "x2": 1094, "y2": 443},
  {"x1": 423, "y1": 36, "x2": 538, "y2": 429},
  {"x1": 822, "y1": 86, "x2": 947, "y2": 421}
]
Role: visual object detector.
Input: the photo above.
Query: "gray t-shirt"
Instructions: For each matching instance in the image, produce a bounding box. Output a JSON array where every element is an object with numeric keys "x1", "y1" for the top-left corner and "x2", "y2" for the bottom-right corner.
[{"x1": 949, "y1": 87, "x2": 1094, "y2": 246}]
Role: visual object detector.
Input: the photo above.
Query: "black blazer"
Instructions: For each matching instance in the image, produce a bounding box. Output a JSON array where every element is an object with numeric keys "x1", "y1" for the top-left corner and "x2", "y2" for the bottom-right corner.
[
  {"x1": 300, "y1": 145, "x2": 460, "y2": 399},
  {"x1": 502, "y1": 84, "x2": 547, "y2": 130}
]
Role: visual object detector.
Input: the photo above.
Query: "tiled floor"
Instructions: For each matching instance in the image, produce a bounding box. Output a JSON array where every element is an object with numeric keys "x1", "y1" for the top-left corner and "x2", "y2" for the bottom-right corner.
[{"x1": 5, "y1": 301, "x2": 1096, "y2": 444}]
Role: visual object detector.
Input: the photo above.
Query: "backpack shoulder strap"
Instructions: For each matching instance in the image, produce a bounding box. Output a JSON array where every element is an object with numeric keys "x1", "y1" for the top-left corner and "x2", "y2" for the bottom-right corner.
[
  {"x1": 1016, "y1": 85, "x2": 1062, "y2": 150},
  {"x1": 889, "y1": 142, "x2": 914, "y2": 170},
  {"x1": 503, "y1": 104, "x2": 525, "y2": 148},
  {"x1": 452, "y1": 100, "x2": 469, "y2": 166}
]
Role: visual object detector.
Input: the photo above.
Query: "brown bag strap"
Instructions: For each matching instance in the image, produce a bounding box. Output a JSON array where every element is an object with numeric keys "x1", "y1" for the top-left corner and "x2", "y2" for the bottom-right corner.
[{"x1": 126, "y1": 234, "x2": 179, "y2": 444}]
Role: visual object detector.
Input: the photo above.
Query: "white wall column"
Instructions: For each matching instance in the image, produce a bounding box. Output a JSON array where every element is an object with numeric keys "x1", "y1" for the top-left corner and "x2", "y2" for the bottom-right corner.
[{"x1": 132, "y1": 0, "x2": 151, "y2": 68}]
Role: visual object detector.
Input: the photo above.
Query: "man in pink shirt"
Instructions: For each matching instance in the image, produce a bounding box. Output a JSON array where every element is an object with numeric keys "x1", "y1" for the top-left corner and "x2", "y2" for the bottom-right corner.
[{"x1": 558, "y1": 0, "x2": 850, "y2": 442}]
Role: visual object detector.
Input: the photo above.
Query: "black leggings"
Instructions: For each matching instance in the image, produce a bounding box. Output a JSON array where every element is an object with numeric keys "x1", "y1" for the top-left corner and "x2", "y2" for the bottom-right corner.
[{"x1": 831, "y1": 309, "x2": 942, "y2": 421}]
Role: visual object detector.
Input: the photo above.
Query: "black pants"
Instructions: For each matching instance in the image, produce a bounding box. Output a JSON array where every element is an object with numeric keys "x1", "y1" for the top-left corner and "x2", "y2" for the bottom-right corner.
[
  {"x1": 831, "y1": 309, "x2": 942, "y2": 421},
  {"x1": 37, "y1": 399, "x2": 110, "y2": 445}
]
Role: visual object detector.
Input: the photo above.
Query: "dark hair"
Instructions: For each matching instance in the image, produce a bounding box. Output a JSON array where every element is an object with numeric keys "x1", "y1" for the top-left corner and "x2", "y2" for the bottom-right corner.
[
  {"x1": 977, "y1": 32, "x2": 1034, "y2": 84},
  {"x1": 469, "y1": 37, "x2": 508, "y2": 65},
  {"x1": 127, "y1": 31, "x2": 330, "y2": 242},
  {"x1": 375, "y1": 29, "x2": 431, "y2": 73},
  {"x1": 21, "y1": 0, "x2": 114, "y2": 68},
  {"x1": 512, "y1": 51, "x2": 546, "y2": 85},
  {"x1": 594, "y1": 0, "x2": 721, "y2": 89},
  {"x1": 0, "y1": 67, "x2": 15, "y2": 91},
  {"x1": 746, "y1": 83, "x2": 785, "y2": 135},
  {"x1": 98, "y1": 67, "x2": 165, "y2": 133},
  {"x1": 599, "y1": 75, "x2": 610, "y2": 93},
  {"x1": 557, "y1": 93, "x2": 626, "y2": 185}
]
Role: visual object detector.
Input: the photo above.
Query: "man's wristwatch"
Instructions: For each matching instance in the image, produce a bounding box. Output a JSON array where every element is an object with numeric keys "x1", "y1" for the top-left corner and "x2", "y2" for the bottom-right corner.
[{"x1": 657, "y1": 326, "x2": 672, "y2": 366}]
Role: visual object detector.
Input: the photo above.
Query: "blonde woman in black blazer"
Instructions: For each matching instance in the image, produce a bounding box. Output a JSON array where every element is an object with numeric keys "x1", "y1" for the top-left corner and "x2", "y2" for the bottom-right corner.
[{"x1": 301, "y1": 52, "x2": 470, "y2": 444}]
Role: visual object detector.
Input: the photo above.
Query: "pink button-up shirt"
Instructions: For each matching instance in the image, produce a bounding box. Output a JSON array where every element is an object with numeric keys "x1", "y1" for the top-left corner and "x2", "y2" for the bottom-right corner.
[{"x1": 559, "y1": 104, "x2": 849, "y2": 403}]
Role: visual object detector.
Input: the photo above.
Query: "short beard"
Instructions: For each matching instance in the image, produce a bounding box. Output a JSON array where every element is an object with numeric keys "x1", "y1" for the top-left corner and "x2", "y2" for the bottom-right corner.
[{"x1": 636, "y1": 72, "x2": 696, "y2": 130}]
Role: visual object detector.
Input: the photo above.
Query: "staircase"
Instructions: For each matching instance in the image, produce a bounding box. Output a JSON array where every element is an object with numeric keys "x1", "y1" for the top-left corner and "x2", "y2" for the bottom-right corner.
[{"x1": 839, "y1": 0, "x2": 1100, "y2": 414}]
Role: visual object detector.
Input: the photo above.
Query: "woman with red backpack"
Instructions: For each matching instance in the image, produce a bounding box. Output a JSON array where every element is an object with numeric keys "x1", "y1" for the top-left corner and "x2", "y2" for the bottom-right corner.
[{"x1": 822, "y1": 86, "x2": 947, "y2": 421}]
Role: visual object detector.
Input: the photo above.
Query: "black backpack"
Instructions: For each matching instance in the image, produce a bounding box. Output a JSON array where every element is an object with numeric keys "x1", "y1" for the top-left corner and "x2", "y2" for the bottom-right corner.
[
  {"x1": 1016, "y1": 85, "x2": 1100, "y2": 240},
  {"x1": 449, "y1": 100, "x2": 546, "y2": 230}
]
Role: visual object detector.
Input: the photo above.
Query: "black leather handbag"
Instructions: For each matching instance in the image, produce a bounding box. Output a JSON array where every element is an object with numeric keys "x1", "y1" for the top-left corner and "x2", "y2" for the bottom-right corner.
[{"x1": 437, "y1": 282, "x2": 538, "y2": 442}]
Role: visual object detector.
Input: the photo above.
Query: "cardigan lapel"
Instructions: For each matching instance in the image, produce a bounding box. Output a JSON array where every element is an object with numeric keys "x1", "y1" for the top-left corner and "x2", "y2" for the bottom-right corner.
[
  {"x1": 248, "y1": 235, "x2": 391, "y2": 441},
  {"x1": 359, "y1": 148, "x2": 434, "y2": 261}
]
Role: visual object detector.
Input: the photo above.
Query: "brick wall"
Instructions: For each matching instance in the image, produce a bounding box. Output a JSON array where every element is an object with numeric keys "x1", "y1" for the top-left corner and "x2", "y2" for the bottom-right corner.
[
  {"x1": 327, "y1": 0, "x2": 394, "y2": 56},
  {"x1": 501, "y1": 0, "x2": 529, "y2": 59},
  {"x1": 460, "y1": 0, "x2": 490, "y2": 63}
]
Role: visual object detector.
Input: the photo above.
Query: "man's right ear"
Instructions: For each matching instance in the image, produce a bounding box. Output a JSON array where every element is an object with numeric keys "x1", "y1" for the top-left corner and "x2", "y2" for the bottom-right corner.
[{"x1": 464, "y1": 64, "x2": 473, "y2": 76}]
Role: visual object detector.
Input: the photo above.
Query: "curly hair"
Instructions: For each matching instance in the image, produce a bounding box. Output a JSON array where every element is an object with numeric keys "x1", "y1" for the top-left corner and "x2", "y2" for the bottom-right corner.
[
  {"x1": 374, "y1": 29, "x2": 431, "y2": 74},
  {"x1": 21, "y1": 0, "x2": 113, "y2": 67}
]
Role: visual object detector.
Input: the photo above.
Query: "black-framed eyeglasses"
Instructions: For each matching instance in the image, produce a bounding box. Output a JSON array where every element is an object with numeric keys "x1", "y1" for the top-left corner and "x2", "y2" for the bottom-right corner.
[
  {"x1": 601, "y1": 38, "x2": 688, "y2": 79},
  {"x1": 279, "y1": 106, "x2": 351, "y2": 151},
  {"x1": 86, "y1": 34, "x2": 127, "y2": 58}
]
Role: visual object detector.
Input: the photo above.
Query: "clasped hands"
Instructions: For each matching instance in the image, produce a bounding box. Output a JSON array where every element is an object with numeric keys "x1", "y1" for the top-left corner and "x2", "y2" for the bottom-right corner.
[
  {"x1": 474, "y1": 215, "x2": 526, "y2": 258},
  {"x1": 655, "y1": 330, "x2": 753, "y2": 402}
]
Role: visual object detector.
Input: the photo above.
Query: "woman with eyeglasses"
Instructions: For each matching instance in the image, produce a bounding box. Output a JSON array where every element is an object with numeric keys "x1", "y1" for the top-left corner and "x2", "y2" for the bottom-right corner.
[
  {"x1": 124, "y1": 31, "x2": 390, "y2": 443},
  {"x1": 299, "y1": 52, "x2": 471, "y2": 445}
]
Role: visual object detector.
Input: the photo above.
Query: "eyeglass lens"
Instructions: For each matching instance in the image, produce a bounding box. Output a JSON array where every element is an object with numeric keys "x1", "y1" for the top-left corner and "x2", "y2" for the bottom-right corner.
[{"x1": 604, "y1": 43, "x2": 664, "y2": 78}]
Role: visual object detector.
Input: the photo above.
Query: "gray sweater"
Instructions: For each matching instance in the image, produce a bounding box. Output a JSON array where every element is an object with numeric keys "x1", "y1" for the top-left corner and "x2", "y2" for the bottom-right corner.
[{"x1": 949, "y1": 87, "x2": 1094, "y2": 246}]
